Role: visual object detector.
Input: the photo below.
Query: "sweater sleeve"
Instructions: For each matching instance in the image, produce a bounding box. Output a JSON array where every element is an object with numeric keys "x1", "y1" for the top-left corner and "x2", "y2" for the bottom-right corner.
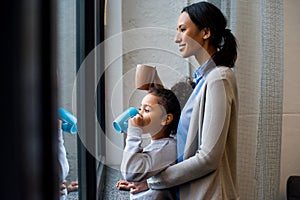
[
  {"x1": 58, "y1": 128, "x2": 69, "y2": 183},
  {"x1": 148, "y1": 73, "x2": 236, "y2": 189},
  {"x1": 120, "y1": 127, "x2": 176, "y2": 182}
]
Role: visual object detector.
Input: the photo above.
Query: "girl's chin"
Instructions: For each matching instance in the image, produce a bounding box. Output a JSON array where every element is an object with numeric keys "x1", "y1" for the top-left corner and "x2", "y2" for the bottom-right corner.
[{"x1": 142, "y1": 126, "x2": 164, "y2": 135}]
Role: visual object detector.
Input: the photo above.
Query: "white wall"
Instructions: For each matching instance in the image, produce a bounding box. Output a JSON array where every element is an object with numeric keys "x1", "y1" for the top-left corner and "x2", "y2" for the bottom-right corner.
[
  {"x1": 105, "y1": 0, "x2": 194, "y2": 166},
  {"x1": 121, "y1": 0, "x2": 191, "y2": 107},
  {"x1": 280, "y1": 0, "x2": 300, "y2": 199}
]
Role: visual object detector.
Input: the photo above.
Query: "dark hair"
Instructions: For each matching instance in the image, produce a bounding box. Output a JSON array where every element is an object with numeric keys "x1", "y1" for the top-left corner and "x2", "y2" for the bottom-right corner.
[
  {"x1": 148, "y1": 85, "x2": 181, "y2": 136},
  {"x1": 182, "y1": 2, "x2": 237, "y2": 68}
]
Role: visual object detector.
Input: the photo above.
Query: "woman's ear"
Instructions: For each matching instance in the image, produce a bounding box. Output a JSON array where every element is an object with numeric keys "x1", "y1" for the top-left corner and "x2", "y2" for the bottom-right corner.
[
  {"x1": 202, "y1": 27, "x2": 211, "y2": 40},
  {"x1": 161, "y1": 114, "x2": 174, "y2": 126}
]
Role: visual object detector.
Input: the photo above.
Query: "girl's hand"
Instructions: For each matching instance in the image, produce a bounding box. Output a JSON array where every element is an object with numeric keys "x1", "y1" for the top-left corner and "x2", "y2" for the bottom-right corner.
[
  {"x1": 116, "y1": 180, "x2": 149, "y2": 194},
  {"x1": 128, "y1": 114, "x2": 144, "y2": 128},
  {"x1": 60, "y1": 180, "x2": 67, "y2": 196},
  {"x1": 67, "y1": 181, "x2": 78, "y2": 192},
  {"x1": 58, "y1": 119, "x2": 62, "y2": 129},
  {"x1": 116, "y1": 180, "x2": 134, "y2": 191}
]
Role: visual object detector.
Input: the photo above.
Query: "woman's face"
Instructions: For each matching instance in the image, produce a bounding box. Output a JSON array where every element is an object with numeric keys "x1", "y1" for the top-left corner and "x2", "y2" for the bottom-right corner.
[
  {"x1": 175, "y1": 12, "x2": 205, "y2": 58},
  {"x1": 139, "y1": 93, "x2": 166, "y2": 134}
]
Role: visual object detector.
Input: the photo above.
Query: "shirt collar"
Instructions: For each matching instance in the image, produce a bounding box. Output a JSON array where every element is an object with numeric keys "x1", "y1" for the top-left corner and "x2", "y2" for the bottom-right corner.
[{"x1": 193, "y1": 58, "x2": 216, "y2": 85}]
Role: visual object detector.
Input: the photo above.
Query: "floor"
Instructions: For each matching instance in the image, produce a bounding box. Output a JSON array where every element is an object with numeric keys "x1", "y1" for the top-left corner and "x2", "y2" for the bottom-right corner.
[
  {"x1": 66, "y1": 166, "x2": 130, "y2": 200},
  {"x1": 102, "y1": 166, "x2": 130, "y2": 199},
  {"x1": 67, "y1": 191, "x2": 78, "y2": 200}
]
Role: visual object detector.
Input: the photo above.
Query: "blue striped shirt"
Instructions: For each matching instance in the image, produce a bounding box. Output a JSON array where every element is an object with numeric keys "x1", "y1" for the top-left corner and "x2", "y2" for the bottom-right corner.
[{"x1": 176, "y1": 58, "x2": 216, "y2": 162}]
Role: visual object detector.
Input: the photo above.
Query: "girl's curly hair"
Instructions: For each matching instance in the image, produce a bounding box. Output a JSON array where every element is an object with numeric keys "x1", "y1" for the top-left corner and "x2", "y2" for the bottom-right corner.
[{"x1": 148, "y1": 84, "x2": 181, "y2": 135}]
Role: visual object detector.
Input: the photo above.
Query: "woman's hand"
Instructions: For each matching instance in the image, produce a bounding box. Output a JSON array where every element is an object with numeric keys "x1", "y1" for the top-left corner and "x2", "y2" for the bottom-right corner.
[{"x1": 116, "y1": 180, "x2": 149, "y2": 194}]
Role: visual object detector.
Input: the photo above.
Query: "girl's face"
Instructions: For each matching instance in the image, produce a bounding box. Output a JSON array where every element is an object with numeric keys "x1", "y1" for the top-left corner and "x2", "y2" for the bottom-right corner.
[
  {"x1": 139, "y1": 93, "x2": 166, "y2": 135},
  {"x1": 174, "y1": 12, "x2": 206, "y2": 58}
]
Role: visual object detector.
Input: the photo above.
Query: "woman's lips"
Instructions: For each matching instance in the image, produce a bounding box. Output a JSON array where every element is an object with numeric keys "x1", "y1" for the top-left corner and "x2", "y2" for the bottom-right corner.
[{"x1": 179, "y1": 44, "x2": 186, "y2": 51}]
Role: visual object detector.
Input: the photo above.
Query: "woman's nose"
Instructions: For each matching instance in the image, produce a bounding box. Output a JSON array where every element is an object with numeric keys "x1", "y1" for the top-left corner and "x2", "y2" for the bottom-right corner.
[{"x1": 174, "y1": 32, "x2": 181, "y2": 43}]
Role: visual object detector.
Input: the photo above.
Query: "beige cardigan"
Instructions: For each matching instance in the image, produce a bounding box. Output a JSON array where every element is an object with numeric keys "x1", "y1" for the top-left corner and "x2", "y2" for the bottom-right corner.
[{"x1": 148, "y1": 66, "x2": 239, "y2": 200}]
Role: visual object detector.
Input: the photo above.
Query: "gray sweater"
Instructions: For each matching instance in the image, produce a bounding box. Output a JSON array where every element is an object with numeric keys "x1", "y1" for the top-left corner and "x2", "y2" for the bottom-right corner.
[{"x1": 121, "y1": 127, "x2": 176, "y2": 200}]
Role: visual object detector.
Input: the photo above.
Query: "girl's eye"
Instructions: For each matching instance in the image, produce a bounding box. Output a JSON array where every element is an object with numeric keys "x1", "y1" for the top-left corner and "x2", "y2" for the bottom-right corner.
[{"x1": 145, "y1": 109, "x2": 150, "y2": 113}]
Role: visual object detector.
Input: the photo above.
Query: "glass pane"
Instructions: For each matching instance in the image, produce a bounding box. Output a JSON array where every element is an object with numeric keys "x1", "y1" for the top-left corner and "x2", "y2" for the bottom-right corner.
[{"x1": 57, "y1": 0, "x2": 78, "y2": 199}]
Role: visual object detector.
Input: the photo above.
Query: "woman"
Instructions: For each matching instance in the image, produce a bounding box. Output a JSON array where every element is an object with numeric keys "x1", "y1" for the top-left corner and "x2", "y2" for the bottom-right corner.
[{"x1": 117, "y1": 2, "x2": 239, "y2": 199}]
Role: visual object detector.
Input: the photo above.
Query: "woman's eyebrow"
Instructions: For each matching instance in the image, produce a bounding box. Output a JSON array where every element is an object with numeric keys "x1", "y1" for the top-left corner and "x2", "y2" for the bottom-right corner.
[{"x1": 177, "y1": 24, "x2": 185, "y2": 29}]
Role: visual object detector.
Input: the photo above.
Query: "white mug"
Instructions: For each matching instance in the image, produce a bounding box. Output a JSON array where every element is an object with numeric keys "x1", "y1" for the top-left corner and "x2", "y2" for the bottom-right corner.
[{"x1": 135, "y1": 64, "x2": 163, "y2": 90}]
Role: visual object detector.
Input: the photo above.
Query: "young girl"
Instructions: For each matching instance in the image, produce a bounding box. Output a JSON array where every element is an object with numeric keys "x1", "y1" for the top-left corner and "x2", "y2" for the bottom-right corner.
[{"x1": 116, "y1": 87, "x2": 181, "y2": 200}]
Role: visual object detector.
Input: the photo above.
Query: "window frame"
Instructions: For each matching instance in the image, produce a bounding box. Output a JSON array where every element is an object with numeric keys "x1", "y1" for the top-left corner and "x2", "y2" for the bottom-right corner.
[{"x1": 76, "y1": 0, "x2": 106, "y2": 199}]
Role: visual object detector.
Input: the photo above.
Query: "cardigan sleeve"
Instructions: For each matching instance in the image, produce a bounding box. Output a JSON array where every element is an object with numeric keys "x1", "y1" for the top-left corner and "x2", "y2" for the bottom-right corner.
[{"x1": 148, "y1": 71, "x2": 236, "y2": 189}]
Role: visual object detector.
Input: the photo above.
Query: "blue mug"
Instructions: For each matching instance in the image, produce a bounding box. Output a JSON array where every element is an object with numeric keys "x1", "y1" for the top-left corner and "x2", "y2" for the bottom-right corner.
[
  {"x1": 58, "y1": 108, "x2": 77, "y2": 134},
  {"x1": 113, "y1": 107, "x2": 139, "y2": 133}
]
